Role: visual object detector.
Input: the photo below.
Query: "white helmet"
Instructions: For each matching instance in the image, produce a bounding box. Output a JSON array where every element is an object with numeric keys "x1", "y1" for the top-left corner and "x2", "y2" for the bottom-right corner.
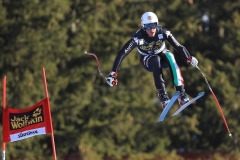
[{"x1": 141, "y1": 12, "x2": 158, "y2": 28}]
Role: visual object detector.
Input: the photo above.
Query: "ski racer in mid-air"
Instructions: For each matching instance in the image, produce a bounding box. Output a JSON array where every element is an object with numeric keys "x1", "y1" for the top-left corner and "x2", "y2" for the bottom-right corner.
[{"x1": 107, "y1": 12, "x2": 198, "y2": 109}]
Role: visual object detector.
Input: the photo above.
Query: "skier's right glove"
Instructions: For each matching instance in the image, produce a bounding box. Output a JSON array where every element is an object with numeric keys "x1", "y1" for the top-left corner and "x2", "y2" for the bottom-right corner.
[
  {"x1": 107, "y1": 71, "x2": 118, "y2": 87},
  {"x1": 187, "y1": 56, "x2": 198, "y2": 67}
]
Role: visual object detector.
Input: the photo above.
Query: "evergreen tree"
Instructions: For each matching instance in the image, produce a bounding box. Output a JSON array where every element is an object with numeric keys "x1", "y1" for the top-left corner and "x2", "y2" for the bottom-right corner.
[{"x1": 0, "y1": 0, "x2": 240, "y2": 159}]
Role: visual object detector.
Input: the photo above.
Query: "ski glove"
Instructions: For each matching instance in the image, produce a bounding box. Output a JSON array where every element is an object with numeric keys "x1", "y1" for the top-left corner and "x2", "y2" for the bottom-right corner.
[
  {"x1": 187, "y1": 56, "x2": 198, "y2": 67},
  {"x1": 107, "y1": 71, "x2": 118, "y2": 87}
]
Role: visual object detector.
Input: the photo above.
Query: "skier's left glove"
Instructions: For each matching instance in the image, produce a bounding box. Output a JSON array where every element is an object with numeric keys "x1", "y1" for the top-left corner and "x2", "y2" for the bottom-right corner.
[
  {"x1": 187, "y1": 56, "x2": 198, "y2": 67},
  {"x1": 107, "y1": 71, "x2": 118, "y2": 87}
]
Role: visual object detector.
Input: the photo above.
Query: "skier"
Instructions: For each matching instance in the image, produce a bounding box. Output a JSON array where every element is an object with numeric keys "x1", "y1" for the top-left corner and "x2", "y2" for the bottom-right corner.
[{"x1": 106, "y1": 12, "x2": 198, "y2": 109}]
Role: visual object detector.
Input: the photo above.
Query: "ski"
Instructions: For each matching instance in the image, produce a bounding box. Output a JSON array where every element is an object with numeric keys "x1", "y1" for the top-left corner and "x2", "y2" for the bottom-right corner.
[
  {"x1": 157, "y1": 91, "x2": 180, "y2": 122},
  {"x1": 172, "y1": 91, "x2": 205, "y2": 116}
]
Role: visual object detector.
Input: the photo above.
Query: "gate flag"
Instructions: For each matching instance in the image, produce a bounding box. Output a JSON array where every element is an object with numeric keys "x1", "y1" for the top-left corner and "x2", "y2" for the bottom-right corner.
[
  {"x1": 2, "y1": 68, "x2": 57, "y2": 160},
  {"x1": 2, "y1": 98, "x2": 52, "y2": 142}
]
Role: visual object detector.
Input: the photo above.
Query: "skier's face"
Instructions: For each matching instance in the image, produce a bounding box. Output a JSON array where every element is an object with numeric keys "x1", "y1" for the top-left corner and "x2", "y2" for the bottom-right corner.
[
  {"x1": 146, "y1": 28, "x2": 157, "y2": 37},
  {"x1": 143, "y1": 23, "x2": 157, "y2": 37}
]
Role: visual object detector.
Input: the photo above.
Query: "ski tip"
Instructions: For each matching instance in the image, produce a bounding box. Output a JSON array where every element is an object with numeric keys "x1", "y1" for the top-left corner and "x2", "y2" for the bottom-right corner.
[
  {"x1": 84, "y1": 51, "x2": 87, "y2": 54},
  {"x1": 229, "y1": 133, "x2": 232, "y2": 137},
  {"x1": 199, "y1": 91, "x2": 205, "y2": 96}
]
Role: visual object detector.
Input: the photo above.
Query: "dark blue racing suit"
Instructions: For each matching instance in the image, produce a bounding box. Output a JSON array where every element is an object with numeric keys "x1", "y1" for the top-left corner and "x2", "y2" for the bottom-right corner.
[{"x1": 111, "y1": 26, "x2": 192, "y2": 92}]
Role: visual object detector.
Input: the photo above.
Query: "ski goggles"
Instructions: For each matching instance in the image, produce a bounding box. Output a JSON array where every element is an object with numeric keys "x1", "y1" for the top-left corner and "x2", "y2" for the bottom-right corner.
[{"x1": 143, "y1": 23, "x2": 158, "y2": 30}]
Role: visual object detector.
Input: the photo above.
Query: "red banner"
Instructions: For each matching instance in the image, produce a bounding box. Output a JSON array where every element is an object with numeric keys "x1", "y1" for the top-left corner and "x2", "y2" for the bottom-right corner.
[{"x1": 2, "y1": 98, "x2": 52, "y2": 142}]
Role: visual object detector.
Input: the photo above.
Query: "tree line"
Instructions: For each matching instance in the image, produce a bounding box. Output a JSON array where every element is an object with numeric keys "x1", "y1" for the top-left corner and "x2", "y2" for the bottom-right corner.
[{"x1": 0, "y1": 0, "x2": 240, "y2": 159}]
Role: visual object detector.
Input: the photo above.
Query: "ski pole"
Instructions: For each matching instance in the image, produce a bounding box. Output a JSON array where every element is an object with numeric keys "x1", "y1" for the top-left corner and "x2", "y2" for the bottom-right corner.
[
  {"x1": 84, "y1": 51, "x2": 107, "y2": 80},
  {"x1": 196, "y1": 65, "x2": 232, "y2": 137}
]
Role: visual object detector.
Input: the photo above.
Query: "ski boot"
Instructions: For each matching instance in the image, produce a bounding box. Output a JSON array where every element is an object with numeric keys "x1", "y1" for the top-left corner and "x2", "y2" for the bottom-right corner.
[
  {"x1": 157, "y1": 89, "x2": 170, "y2": 109},
  {"x1": 175, "y1": 85, "x2": 190, "y2": 106}
]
